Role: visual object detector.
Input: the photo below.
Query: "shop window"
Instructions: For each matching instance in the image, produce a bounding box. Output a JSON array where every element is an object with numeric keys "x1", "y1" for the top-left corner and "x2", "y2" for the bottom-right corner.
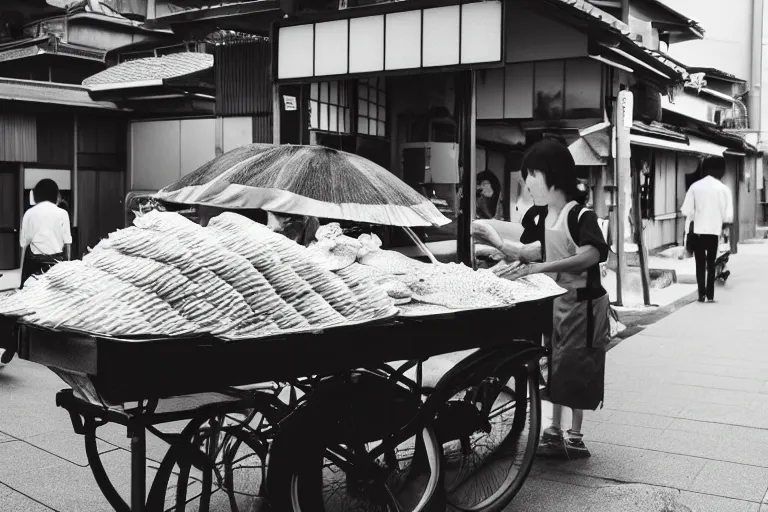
[
  {"x1": 310, "y1": 81, "x2": 352, "y2": 134},
  {"x1": 357, "y1": 78, "x2": 387, "y2": 137},
  {"x1": 531, "y1": 58, "x2": 602, "y2": 120}
]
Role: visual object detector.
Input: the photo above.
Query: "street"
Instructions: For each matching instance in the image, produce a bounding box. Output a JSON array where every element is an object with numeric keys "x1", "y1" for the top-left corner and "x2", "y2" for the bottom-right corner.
[{"x1": 0, "y1": 239, "x2": 765, "y2": 511}]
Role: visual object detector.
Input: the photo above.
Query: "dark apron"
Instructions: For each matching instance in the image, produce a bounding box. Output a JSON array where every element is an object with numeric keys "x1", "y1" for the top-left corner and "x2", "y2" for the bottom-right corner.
[
  {"x1": 544, "y1": 202, "x2": 610, "y2": 411},
  {"x1": 20, "y1": 249, "x2": 63, "y2": 289}
]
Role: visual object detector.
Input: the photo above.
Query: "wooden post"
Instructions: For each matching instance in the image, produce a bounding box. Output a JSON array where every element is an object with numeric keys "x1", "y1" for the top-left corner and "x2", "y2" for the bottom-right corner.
[
  {"x1": 614, "y1": 90, "x2": 633, "y2": 306},
  {"x1": 632, "y1": 163, "x2": 651, "y2": 305},
  {"x1": 457, "y1": 71, "x2": 477, "y2": 267},
  {"x1": 272, "y1": 83, "x2": 281, "y2": 144},
  {"x1": 73, "y1": 114, "x2": 78, "y2": 229},
  {"x1": 621, "y1": 0, "x2": 630, "y2": 23}
]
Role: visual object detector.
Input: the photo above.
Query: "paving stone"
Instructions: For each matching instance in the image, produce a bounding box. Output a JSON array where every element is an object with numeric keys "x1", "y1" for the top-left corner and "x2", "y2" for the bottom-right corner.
[
  {"x1": 654, "y1": 428, "x2": 724, "y2": 460},
  {"x1": 604, "y1": 411, "x2": 675, "y2": 429},
  {"x1": 688, "y1": 460, "x2": 768, "y2": 502},
  {"x1": 694, "y1": 387, "x2": 758, "y2": 407},
  {"x1": 679, "y1": 402, "x2": 745, "y2": 423},
  {"x1": 679, "y1": 490, "x2": 760, "y2": 512},
  {"x1": 588, "y1": 423, "x2": 664, "y2": 452},
  {"x1": 505, "y1": 475, "x2": 592, "y2": 512},
  {"x1": 0, "y1": 448, "x2": 159, "y2": 512},
  {"x1": 0, "y1": 441, "x2": 70, "y2": 479},
  {"x1": 666, "y1": 419, "x2": 768, "y2": 447},
  {"x1": 23, "y1": 430, "x2": 113, "y2": 468},
  {"x1": 0, "y1": 483, "x2": 52, "y2": 512},
  {"x1": 535, "y1": 443, "x2": 705, "y2": 490},
  {"x1": 668, "y1": 372, "x2": 764, "y2": 393},
  {"x1": 716, "y1": 437, "x2": 768, "y2": 468},
  {"x1": 609, "y1": 396, "x2": 689, "y2": 417}
]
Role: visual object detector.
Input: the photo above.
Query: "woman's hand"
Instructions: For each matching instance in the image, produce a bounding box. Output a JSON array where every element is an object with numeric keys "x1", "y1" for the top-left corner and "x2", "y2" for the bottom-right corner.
[
  {"x1": 471, "y1": 221, "x2": 503, "y2": 249},
  {"x1": 504, "y1": 262, "x2": 543, "y2": 281}
]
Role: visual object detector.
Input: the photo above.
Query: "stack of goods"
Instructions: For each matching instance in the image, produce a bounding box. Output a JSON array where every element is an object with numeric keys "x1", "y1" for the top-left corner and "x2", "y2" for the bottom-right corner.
[
  {"x1": 332, "y1": 230, "x2": 565, "y2": 315},
  {"x1": 0, "y1": 211, "x2": 397, "y2": 339}
]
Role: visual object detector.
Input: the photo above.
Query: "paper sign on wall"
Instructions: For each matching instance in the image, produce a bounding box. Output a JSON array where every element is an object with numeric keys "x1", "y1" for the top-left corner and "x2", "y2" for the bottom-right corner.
[
  {"x1": 618, "y1": 90, "x2": 634, "y2": 129},
  {"x1": 283, "y1": 96, "x2": 297, "y2": 111}
]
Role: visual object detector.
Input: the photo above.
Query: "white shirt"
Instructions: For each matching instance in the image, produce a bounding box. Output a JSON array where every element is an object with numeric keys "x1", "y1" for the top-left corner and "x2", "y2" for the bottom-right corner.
[
  {"x1": 19, "y1": 201, "x2": 73, "y2": 255},
  {"x1": 680, "y1": 176, "x2": 734, "y2": 236}
]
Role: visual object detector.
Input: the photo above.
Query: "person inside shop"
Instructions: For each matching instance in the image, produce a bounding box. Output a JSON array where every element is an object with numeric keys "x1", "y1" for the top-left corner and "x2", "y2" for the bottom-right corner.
[
  {"x1": 476, "y1": 169, "x2": 503, "y2": 220},
  {"x1": 19, "y1": 179, "x2": 72, "y2": 289},
  {"x1": 471, "y1": 139, "x2": 610, "y2": 459},
  {"x1": 267, "y1": 211, "x2": 320, "y2": 247},
  {"x1": 681, "y1": 156, "x2": 733, "y2": 303}
]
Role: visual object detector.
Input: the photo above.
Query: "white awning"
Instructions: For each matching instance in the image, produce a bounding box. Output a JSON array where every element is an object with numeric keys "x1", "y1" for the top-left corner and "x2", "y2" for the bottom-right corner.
[
  {"x1": 686, "y1": 135, "x2": 728, "y2": 156},
  {"x1": 568, "y1": 137, "x2": 605, "y2": 166},
  {"x1": 630, "y1": 134, "x2": 726, "y2": 156}
]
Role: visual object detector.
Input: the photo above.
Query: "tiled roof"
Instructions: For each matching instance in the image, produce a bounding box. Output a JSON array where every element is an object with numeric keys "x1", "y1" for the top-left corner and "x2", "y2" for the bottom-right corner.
[
  {"x1": 551, "y1": 0, "x2": 630, "y2": 35},
  {"x1": 83, "y1": 52, "x2": 212, "y2": 87},
  {"x1": 631, "y1": 121, "x2": 688, "y2": 142},
  {"x1": 0, "y1": 78, "x2": 121, "y2": 110}
]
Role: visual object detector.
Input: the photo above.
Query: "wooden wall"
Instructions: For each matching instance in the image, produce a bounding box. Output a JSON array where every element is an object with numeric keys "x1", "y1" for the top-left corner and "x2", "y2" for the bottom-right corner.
[
  {"x1": 76, "y1": 116, "x2": 127, "y2": 256},
  {"x1": 0, "y1": 163, "x2": 19, "y2": 270},
  {"x1": 0, "y1": 115, "x2": 36, "y2": 162},
  {"x1": 77, "y1": 170, "x2": 125, "y2": 253}
]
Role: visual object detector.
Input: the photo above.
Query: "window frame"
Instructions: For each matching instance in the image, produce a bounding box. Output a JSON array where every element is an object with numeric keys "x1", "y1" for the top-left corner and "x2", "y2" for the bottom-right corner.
[
  {"x1": 309, "y1": 80, "x2": 353, "y2": 135},
  {"x1": 356, "y1": 77, "x2": 387, "y2": 138}
]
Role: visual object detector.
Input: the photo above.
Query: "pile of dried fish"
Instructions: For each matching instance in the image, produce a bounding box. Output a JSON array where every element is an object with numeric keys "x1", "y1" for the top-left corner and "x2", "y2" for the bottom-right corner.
[
  {"x1": 348, "y1": 248, "x2": 565, "y2": 313},
  {"x1": 0, "y1": 211, "x2": 397, "y2": 338}
]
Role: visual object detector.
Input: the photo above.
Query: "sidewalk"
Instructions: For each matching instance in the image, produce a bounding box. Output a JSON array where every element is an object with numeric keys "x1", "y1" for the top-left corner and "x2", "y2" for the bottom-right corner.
[{"x1": 509, "y1": 239, "x2": 768, "y2": 512}]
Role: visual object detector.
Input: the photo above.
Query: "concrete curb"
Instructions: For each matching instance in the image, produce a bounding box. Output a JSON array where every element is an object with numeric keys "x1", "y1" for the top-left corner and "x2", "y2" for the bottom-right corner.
[{"x1": 609, "y1": 288, "x2": 699, "y2": 347}]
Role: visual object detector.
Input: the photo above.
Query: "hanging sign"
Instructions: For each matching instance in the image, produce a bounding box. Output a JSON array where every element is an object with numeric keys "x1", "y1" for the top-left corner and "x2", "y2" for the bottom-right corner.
[{"x1": 619, "y1": 90, "x2": 634, "y2": 129}]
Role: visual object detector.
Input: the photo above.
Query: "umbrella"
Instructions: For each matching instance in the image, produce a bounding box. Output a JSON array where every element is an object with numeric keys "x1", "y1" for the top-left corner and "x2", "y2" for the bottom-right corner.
[{"x1": 154, "y1": 144, "x2": 451, "y2": 227}]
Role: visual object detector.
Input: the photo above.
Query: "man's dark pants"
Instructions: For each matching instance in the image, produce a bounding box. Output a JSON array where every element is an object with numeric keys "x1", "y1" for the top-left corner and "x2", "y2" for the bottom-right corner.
[{"x1": 694, "y1": 234, "x2": 719, "y2": 300}]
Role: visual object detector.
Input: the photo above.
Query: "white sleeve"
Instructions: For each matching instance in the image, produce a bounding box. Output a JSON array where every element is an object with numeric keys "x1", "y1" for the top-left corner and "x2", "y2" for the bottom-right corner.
[
  {"x1": 61, "y1": 210, "x2": 73, "y2": 244},
  {"x1": 19, "y1": 212, "x2": 29, "y2": 248},
  {"x1": 680, "y1": 188, "x2": 694, "y2": 220}
]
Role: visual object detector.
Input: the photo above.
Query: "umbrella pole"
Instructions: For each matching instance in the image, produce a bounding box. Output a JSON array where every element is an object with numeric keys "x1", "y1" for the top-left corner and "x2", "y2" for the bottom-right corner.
[{"x1": 403, "y1": 227, "x2": 439, "y2": 264}]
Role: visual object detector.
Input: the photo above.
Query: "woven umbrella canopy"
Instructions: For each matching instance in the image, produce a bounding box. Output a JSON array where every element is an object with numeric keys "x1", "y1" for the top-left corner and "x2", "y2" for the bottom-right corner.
[{"x1": 155, "y1": 144, "x2": 451, "y2": 227}]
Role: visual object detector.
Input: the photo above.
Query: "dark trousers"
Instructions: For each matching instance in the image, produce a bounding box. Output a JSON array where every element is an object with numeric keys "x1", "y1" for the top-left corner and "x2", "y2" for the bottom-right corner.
[{"x1": 694, "y1": 234, "x2": 719, "y2": 300}]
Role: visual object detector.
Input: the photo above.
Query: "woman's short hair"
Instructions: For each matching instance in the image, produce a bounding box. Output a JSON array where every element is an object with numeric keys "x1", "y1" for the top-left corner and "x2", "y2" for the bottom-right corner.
[
  {"x1": 701, "y1": 156, "x2": 726, "y2": 180},
  {"x1": 33, "y1": 179, "x2": 59, "y2": 204},
  {"x1": 520, "y1": 139, "x2": 584, "y2": 201}
]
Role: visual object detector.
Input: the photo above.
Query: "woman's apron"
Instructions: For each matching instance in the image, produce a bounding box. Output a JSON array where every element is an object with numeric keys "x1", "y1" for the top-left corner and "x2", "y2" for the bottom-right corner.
[
  {"x1": 20, "y1": 242, "x2": 64, "y2": 290},
  {"x1": 544, "y1": 201, "x2": 610, "y2": 411}
]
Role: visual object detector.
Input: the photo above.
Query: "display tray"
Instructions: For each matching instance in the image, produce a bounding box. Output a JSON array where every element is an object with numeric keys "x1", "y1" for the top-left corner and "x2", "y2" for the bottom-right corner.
[{"x1": 14, "y1": 298, "x2": 552, "y2": 404}]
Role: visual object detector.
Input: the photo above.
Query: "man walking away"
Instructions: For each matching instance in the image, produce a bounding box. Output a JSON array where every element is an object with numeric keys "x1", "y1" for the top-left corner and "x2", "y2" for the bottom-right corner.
[{"x1": 681, "y1": 156, "x2": 733, "y2": 303}]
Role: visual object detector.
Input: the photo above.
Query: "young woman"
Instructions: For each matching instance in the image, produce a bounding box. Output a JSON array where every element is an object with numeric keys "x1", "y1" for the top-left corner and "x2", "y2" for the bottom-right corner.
[
  {"x1": 19, "y1": 179, "x2": 72, "y2": 289},
  {"x1": 472, "y1": 139, "x2": 609, "y2": 459}
]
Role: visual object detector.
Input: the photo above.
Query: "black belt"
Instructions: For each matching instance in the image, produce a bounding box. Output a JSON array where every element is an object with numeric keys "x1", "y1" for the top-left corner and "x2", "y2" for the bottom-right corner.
[{"x1": 30, "y1": 252, "x2": 64, "y2": 265}]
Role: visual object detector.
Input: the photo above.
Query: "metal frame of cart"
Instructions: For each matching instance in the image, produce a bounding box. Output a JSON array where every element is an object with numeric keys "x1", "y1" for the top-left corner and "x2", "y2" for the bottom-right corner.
[{"x1": 7, "y1": 299, "x2": 552, "y2": 512}]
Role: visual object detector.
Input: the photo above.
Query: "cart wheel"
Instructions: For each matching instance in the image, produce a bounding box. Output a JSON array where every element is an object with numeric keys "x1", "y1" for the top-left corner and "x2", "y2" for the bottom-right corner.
[
  {"x1": 431, "y1": 353, "x2": 541, "y2": 512},
  {"x1": 268, "y1": 372, "x2": 444, "y2": 512},
  {"x1": 149, "y1": 412, "x2": 272, "y2": 512}
]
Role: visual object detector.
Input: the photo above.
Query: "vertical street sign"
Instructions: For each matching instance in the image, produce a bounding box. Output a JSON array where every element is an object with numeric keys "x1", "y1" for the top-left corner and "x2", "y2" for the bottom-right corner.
[{"x1": 614, "y1": 90, "x2": 633, "y2": 306}]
